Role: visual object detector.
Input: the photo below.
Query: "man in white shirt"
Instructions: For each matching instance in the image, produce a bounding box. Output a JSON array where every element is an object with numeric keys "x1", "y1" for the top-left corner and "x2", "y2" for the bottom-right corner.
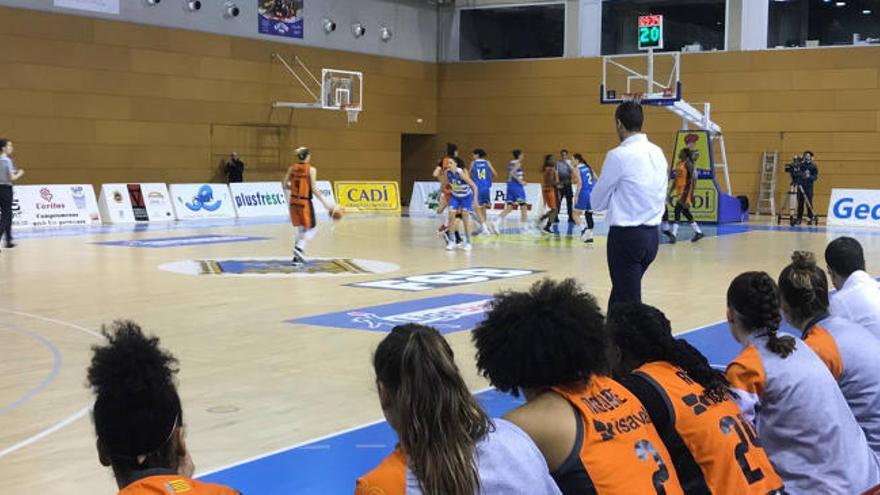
[
  {"x1": 591, "y1": 102, "x2": 668, "y2": 306},
  {"x1": 825, "y1": 236, "x2": 880, "y2": 336}
]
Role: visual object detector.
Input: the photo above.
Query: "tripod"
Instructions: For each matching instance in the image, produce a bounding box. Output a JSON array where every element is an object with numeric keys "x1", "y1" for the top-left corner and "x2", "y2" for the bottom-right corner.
[{"x1": 776, "y1": 181, "x2": 820, "y2": 226}]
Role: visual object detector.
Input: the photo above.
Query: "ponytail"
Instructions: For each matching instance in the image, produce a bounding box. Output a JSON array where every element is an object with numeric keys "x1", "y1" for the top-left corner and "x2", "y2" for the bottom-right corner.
[
  {"x1": 608, "y1": 303, "x2": 730, "y2": 401},
  {"x1": 374, "y1": 325, "x2": 490, "y2": 495},
  {"x1": 727, "y1": 271, "x2": 796, "y2": 358},
  {"x1": 778, "y1": 250, "x2": 829, "y2": 326}
]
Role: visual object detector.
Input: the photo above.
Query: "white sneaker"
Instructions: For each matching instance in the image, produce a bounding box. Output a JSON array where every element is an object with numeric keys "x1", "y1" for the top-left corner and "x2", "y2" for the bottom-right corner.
[
  {"x1": 445, "y1": 240, "x2": 457, "y2": 251},
  {"x1": 492, "y1": 221, "x2": 502, "y2": 235},
  {"x1": 461, "y1": 242, "x2": 472, "y2": 251},
  {"x1": 581, "y1": 229, "x2": 594, "y2": 243}
]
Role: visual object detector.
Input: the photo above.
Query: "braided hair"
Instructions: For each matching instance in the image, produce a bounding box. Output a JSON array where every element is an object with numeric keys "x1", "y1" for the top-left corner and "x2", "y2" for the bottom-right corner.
[
  {"x1": 608, "y1": 303, "x2": 730, "y2": 402},
  {"x1": 727, "y1": 271, "x2": 796, "y2": 358},
  {"x1": 87, "y1": 321, "x2": 183, "y2": 476},
  {"x1": 778, "y1": 251, "x2": 829, "y2": 327}
]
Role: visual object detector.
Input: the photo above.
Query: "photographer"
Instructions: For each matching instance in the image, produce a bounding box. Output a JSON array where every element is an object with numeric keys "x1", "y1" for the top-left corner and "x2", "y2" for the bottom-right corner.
[{"x1": 791, "y1": 151, "x2": 818, "y2": 224}]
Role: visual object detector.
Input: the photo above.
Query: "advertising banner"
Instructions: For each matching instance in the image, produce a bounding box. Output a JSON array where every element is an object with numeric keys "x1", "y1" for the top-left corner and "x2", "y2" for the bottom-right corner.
[
  {"x1": 671, "y1": 130, "x2": 718, "y2": 222},
  {"x1": 335, "y1": 182, "x2": 401, "y2": 214},
  {"x1": 169, "y1": 184, "x2": 236, "y2": 220},
  {"x1": 408, "y1": 181, "x2": 543, "y2": 217},
  {"x1": 258, "y1": 0, "x2": 304, "y2": 39},
  {"x1": 827, "y1": 189, "x2": 880, "y2": 228},
  {"x1": 313, "y1": 180, "x2": 336, "y2": 217},
  {"x1": 99, "y1": 183, "x2": 175, "y2": 224},
  {"x1": 11, "y1": 184, "x2": 102, "y2": 228},
  {"x1": 230, "y1": 182, "x2": 288, "y2": 218}
]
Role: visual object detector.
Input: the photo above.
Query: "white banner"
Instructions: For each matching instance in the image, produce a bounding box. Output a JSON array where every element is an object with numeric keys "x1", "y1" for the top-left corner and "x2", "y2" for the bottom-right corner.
[
  {"x1": 313, "y1": 180, "x2": 336, "y2": 217},
  {"x1": 54, "y1": 0, "x2": 119, "y2": 14},
  {"x1": 408, "y1": 181, "x2": 544, "y2": 218},
  {"x1": 99, "y1": 183, "x2": 174, "y2": 224},
  {"x1": 827, "y1": 188, "x2": 880, "y2": 228},
  {"x1": 11, "y1": 184, "x2": 102, "y2": 228},
  {"x1": 169, "y1": 184, "x2": 236, "y2": 220},
  {"x1": 230, "y1": 182, "x2": 288, "y2": 218}
]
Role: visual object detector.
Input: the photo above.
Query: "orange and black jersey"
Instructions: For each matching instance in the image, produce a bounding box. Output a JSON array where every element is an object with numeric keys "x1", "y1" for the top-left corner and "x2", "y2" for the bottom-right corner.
[
  {"x1": 550, "y1": 376, "x2": 684, "y2": 495},
  {"x1": 621, "y1": 362, "x2": 784, "y2": 495},
  {"x1": 118, "y1": 469, "x2": 240, "y2": 495}
]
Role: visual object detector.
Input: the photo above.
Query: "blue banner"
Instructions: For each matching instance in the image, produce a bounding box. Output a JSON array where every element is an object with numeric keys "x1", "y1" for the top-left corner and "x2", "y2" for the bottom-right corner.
[{"x1": 258, "y1": 0, "x2": 304, "y2": 39}]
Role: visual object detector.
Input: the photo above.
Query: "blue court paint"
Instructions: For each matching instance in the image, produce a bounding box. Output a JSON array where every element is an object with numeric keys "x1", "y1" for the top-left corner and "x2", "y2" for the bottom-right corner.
[
  {"x1": 95, "y1": 235, "x2": 269, "y2": 248},
  {"x1": 200, "y1": 320, "x2": 740, "y2": 494},
  {"x1": 287, "y1": 294, "x2": 493, "y2": 335}
]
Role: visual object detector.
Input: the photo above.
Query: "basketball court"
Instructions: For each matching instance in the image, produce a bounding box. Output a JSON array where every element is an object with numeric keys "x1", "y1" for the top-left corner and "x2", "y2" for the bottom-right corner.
[
  {"x1": 1, "y1": 0, "x2": 879, "y2": 493},
  {"x1": 1, "y1": 216, "x2": 878, "y2": 493}
]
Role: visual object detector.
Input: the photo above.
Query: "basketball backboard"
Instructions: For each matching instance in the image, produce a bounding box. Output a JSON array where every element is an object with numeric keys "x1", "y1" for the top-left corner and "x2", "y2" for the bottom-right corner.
[
  {"x1": 271, "y1": 54, "x2": 363, "y2": 124},
  {"x1": 600, "y1": 51, "x2": 681, "y2": 106}
]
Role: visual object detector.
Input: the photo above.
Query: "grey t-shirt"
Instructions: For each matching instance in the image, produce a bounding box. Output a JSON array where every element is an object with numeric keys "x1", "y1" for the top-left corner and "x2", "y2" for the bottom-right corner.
[{"x1": 0, "y1": 155, "x2": 16, "y2": 185}]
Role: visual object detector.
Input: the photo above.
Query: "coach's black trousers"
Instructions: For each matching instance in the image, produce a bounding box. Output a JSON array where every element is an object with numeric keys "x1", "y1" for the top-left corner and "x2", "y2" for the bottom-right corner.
[
  {"x1": 0, "y1": 185, "x2": 12, "y2": 245},
  {"x1": 606, "y1": 225, "x2": 659, "y2": 307}
]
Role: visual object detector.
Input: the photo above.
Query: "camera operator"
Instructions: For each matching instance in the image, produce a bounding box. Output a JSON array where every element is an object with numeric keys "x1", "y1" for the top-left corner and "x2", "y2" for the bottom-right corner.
[{"x1": 792, "y1": 151, "x2": 818, "y2": 224}]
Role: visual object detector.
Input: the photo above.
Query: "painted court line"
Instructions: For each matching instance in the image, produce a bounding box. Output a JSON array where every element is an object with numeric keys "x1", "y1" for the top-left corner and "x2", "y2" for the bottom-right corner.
[
  {"x1": 0, "y1": 405, "x2": 92, "y2": 459},
  {"x1": 0, "y1": 325, "x2": 62, "y2": 416},
  {"x1": 0, "y1": 309, "x2": 102, "y2": 458}
]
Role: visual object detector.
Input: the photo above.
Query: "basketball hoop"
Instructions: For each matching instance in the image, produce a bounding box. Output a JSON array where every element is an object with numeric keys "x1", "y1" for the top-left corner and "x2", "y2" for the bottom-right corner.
[
  {"x1": 621, "y1": 92, "x2": 645, "y2": 103},
  {"x1": 341, "y1": 104, "x2": 360, "y2": 125}
]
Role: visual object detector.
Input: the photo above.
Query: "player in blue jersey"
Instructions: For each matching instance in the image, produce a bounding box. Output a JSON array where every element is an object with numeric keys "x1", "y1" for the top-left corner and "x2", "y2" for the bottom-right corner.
[
  {"x1": 470, "y1": 148, "x2": 499, "y2": 235},
  {"x1": 495, "y1": 149, "x2": 529, "y2": 233},
  {"x1": 441, "y1": 151, "x2": 478, "y2": 251},
  {"x1": 572, "y1": 153, "x2": 598, "y2": 243}
]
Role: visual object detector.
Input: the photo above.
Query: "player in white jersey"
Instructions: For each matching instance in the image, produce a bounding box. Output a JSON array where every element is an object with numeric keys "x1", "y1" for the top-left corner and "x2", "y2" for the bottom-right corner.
[{"x1": 440, "y1": 146, "x2": 478, "y2": 251}]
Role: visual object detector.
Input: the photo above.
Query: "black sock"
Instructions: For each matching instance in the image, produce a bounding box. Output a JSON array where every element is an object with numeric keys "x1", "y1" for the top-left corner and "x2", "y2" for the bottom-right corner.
[{"x1": 455, "y1": 231, "x2": 462, "y2": 243}]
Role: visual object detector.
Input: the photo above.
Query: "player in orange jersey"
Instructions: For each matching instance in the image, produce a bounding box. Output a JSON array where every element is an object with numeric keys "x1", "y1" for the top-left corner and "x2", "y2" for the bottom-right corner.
[
  {"x1": 473, "y1": 279, "x2": 685, "y2": 495},
  {"x1": 537, "y1": 154, "x2": 560, "y2": 235},
  {"x1": 283, "y1": 147, "x2": 339, "y2": 267},
  {"x1": 608, "y1": 303, "x2": 785, "y2": 495},
  {"x1": 663, "y1": 148, "x2": 703, "y2": 243},
  {"x1": 356, "y1": 324, "x2": 560, "y2": 495},
  {"x1": 87, "y1": 321, "x2": 240, "y2": 495}
]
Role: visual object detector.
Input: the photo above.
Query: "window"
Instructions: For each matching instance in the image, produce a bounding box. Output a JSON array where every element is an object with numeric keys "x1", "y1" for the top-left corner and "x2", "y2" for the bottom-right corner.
[
  {"x1": 602, "y1": 0, "x2": 726, "y2": 55},
  {"x1": 768, "y1": 0, "x2": 880, "y2": 48},
  {"x1": 459, "y1": 3, "x2": 565, "y2": 61}
]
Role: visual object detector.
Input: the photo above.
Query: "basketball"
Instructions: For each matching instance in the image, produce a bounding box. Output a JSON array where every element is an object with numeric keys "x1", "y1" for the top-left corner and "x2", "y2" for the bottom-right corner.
[{"x1": 331, "y1": 206, "x2": 344, "y2": 220}]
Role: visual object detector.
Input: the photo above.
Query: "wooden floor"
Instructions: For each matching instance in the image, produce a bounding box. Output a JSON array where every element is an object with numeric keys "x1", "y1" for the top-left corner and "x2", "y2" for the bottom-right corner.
[{"x1": 1, "y1": 216, "x2": 878, "y2": 493}]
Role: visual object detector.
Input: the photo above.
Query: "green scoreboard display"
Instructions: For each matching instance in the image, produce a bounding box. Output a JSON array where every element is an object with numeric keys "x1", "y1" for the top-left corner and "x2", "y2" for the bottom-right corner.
[{"x1": 638, "y1": 15, "x2": 663, "y2": 50}]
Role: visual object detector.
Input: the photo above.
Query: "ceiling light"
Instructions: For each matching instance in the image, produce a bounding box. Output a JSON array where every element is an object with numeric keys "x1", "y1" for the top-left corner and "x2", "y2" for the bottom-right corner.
[
  {"x1": 862, "y1": 9, "x2": 872, "y2": 14},
  {"x1": 835, "y1": 1, "x2": 845, "y2": 6},
  {"x1": 183, "y1": 0, "x2": 201, "y2": 12},
  {"x1": 223, "y1": 2, "x2": 240, "y2": 18},
  {"x1": 352, "y1": 23, "x2": 366, "y2": 38},
  {"x1": 143, "y1": 0, "x2": 161, "y2": 5},
  {"x1": 322, "y1": 18, "x2": 337, "y2": 33},
  {"x1": 379, "y1": 26, "x2": 392, "y2": 42}
]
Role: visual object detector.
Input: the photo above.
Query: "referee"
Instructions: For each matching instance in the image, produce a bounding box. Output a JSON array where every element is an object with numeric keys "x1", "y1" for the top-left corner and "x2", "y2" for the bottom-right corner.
[
  {"x1": 0, "y1": 138, "x2": 25, "y2": 251},
  {"x1": 591, "y1": 102, "x2": 668, "y2": 306}
]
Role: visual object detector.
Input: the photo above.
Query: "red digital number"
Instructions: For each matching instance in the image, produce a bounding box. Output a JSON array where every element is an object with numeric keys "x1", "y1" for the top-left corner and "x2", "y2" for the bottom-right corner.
[{"x1": 638, "y1": 15, "x2": 662, "y2": 27}]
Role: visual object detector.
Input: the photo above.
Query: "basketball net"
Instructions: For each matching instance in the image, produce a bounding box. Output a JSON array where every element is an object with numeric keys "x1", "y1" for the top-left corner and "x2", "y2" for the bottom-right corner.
[
  {"x1": 622, "y1": 93, "x2": 645, "y2": 103},
  {"x1": 340, "y1": 103, "x2": 360, "y2": 125}
]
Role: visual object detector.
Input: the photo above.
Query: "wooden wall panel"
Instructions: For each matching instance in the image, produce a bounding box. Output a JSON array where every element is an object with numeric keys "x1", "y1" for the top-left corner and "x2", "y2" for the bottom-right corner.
[
  {"x1": 0, "y1": 6, "x2": 437, "y2": 190},
  {"x1": 437, "y1": 47, "x2": 880, "y2": 216}
]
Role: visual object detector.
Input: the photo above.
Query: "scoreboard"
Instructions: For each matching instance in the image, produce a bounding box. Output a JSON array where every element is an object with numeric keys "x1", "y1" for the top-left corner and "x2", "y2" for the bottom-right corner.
[{"x1": 638, "y1": 15, "x2": 663, "y2": 50}]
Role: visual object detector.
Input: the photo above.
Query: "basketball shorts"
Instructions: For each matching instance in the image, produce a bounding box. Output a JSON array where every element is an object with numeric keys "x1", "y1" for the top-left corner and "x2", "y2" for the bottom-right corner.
[
  {"x1": 506, "y1": 184, "x2": 527, "y2": 204},
  {"x1": 449, "y1": 194, "x2": 474, "y2": 212},
  {"x1": 289, "y1": 200, "x2": 316, "y2": 229},
  {"x1": 477, "y1": 188, "x2": 491, "y2": 206},
  {"x1": 576, "y1": 190, "x2": 592, "y2": 211},
  {"x1": 542, "y1": 187, "x2": 558, "y2": 210}
]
